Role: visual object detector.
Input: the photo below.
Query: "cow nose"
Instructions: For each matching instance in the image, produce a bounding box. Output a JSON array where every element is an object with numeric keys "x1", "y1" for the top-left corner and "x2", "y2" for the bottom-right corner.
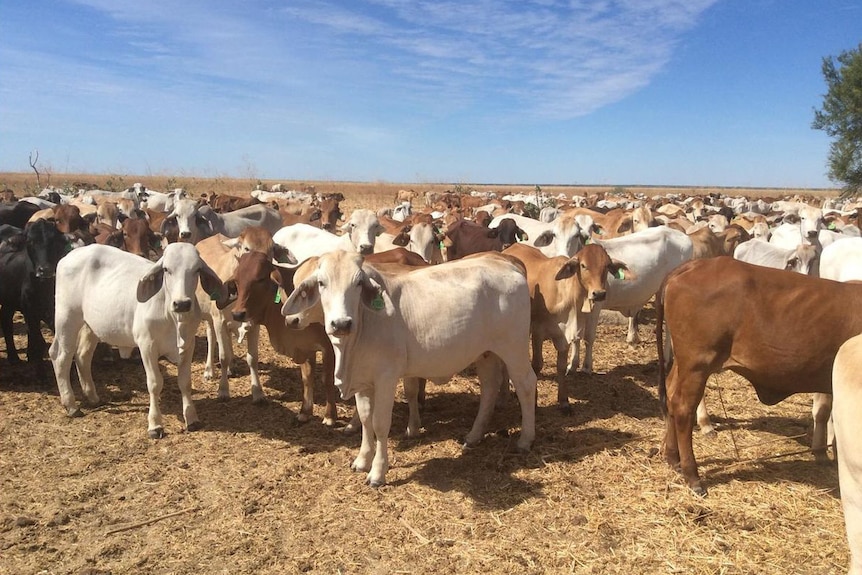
[
  {"x1": 35, "y1": 266, "x2": 55, "y2": 279},
  {"x1": 807, "y1": 230, "x2": 818, "y2": 238},
  {"x1": 285, "y1": 316, "x2": 301, "y2": 329},
  {"x1": 232, "y1": 310, "x2": 247, "y2": 322},
  {"x1": 180, "y1": 231, "x2": 192, "y2": 240},
  {"x1": 173, "y1": 299, "x2": 192, "y2": 313},
  {"x1": 591, "y1": 290, "x2": 607, "y2": 302},
  {"x1": 330, "y1": 317, "x2": 353, "y2": 335},
  {"x1": 358, "y1": 244, "x2": 373, "y2": 255}
]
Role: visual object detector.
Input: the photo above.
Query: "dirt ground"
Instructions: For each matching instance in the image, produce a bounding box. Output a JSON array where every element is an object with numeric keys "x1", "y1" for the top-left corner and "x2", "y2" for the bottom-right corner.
[{"x1": 0, "y1": 179, "x2": 850, "y2": 575}]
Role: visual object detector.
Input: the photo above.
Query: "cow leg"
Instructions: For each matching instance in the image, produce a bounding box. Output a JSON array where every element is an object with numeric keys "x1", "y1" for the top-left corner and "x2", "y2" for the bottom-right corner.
[
  {"x1": 696, "y1": 394, "x2": 716, "y2": 435},
  {"x1": 139, "y1": 345, "x2": 167, "y2": 439},
  {"x1": 49, "y1": 316, "x2": 85, "y2": 418},
  {"x1": 464, "y1": 354, "x2": 504, "y2": 448},
  {"x1": 23, "y1": 310, "x2": 48, "y2": 380},
  {"x1": 811, "y1": 392, "x2": 833, "y2": 463},
  {"x1": 580, "y1": 309, "x2": 598, "y2": 374},
  {"x1": 403, "y1": 377, "x2": 423, "y2": 438},
  {"x1": 296, "y1": 353, "x2": 316, "y2": 422},
  {"x1": 833, "y1": 360, "x2": 862, "y2": 575},
  {"x1": 664, "y1": 363, "x2": 708, "y2": 495},
  {"x1": 203, "y1": 318, "x2": 217, "y2": 381},
  {"x1": 352, "y1": 391, "x2": 375, "y2": 474},
  {"x1": 176, "y1": 345, "x2": 201, "y2": 432},
  {"x1": 321, "y1": 347, "x2": 338, "y2": 427},
  {"x1": 552, "y1": 334, "x2": 571, "y2": 413},
  {"x1": 530, "y1": 331, "x2": 544, "y2": 376},
  {"x1": 214, "y1": 313, "x2": 235, "y2": 395},
  {"x1": 626, "y1": 310, "x2": 641, "y2": 345},
  {"x1": 73, "y1": 327, "x2": 101, "y2": 407},
  {"x1": 1, "y1": 307, "x2": 20, "y2": 363},
  {"x1": 243, "y1": 324, "x2": 265, "y2": 403},
  {"x1": 367, "y1": 377, "x2": 397, "y2": 487},
  {"x1": 506, "y1": 356, "x2": 537, "y2": 453}
]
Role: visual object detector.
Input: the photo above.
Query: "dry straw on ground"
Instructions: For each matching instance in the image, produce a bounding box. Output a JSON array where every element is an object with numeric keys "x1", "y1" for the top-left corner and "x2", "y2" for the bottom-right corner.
[{"x1": 0, "y1": 174, "x2": 848, "y2": 575}]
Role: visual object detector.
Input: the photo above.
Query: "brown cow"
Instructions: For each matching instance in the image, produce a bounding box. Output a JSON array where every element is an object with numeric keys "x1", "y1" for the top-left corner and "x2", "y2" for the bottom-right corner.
[
  {"x1": 194, "y1": 227, "x2": 287, "y2": 402},
  {"x1": 208, "y1": 193, "x2": 261, "y2": 213},
  {"x1": 504, "y1": 242, "x2": 628, "y2": 411},
  {"x1": 95, "y1": 217, "x2": 161, "y2": 259},
  {"x1": 656, "y1": 256, "x2": 862, "y2": 495},
  {"x1": 443, "y1": 218, "x2": 526, "y2": 261},
  {"x1": 686, "y1": 224, "x2": 751, "y2": 259},
  {"x1": 225, "y1": 251, "x2": 338, "y2": 425}
]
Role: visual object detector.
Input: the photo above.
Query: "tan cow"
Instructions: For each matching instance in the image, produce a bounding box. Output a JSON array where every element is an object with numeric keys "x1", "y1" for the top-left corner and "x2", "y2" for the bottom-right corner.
[{"x1": 657, "y1": 256, "x2": 862, "y2": 495}]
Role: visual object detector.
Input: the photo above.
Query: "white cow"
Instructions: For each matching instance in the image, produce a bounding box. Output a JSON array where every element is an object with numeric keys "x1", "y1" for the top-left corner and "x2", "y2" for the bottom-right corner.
[
  {"x1": 733, "y1": 240, "x2": 820, "y2": 276},
  {"x1": 140, "y1": 188, "x2": 187, "y2": 213},
  {"x1": 373, "y1": 221, "x2": 441, "y2": 263},
  {"x1": 281, "y1": 250, "x2": 537, "y2": 487},
  {"x1": 164, "y1": 197, "x2": 213, "y2": 243},
  {"x1": 273, "y1": 209, "x2": 384, "y2": 262},
  {"x1": 197, "y1": 204, "x2": 283, "y2": 238},
  {"x1": 489, "y1": 213, "x2": 591, "y2": 259},
  {"x1": 580, "y1": 226, "x2": 693, "y2": 370},
  {"x1": 832, "y1": 335, "x2": 862, "y2": 575},
  {"x1": 49, "y1": 243, "x2": 225, "y2": 437}
]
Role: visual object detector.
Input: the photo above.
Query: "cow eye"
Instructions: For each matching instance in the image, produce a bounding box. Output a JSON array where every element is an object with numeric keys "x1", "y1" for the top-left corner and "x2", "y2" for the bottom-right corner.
[{"x1": 317, "y1": 280, "x2": 325, "y2": 288}]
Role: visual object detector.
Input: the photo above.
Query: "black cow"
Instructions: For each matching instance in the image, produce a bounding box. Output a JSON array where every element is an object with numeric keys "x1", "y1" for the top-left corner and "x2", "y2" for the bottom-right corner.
[
  {"x1": 0, "y1": 201, "x2": 42, "y2": 229},
  {"x1": 0, "y1": 219, "x2": 70, "y2": 379}
]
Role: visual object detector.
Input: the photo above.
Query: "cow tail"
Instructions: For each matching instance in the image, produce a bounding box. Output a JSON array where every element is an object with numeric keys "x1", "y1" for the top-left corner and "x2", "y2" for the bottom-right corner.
[{"x1": 655, "y1": 281, "x2": 669, "y2": 418}]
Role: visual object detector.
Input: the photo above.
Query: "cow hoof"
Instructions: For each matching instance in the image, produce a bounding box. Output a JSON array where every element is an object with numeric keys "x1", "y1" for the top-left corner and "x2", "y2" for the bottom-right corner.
[
  {"x1": 322, "y1": 417, "x2": 337, "y2": 428},
  {"x1": 813, "y1": 452, "x2": 831, "y2": 465},
  {"x1": 251, "y1": 396, "x2": 268, "y2": 406},
  {"x1": 296, "y1": 412, "x2": 312, "y2": 424},
  {"x1": 367, "y1": 478, "x2": 386, "y2": 488},
  {"x1": 67, "y1": 407, "x2": 84, "y2": 418},
  {"x1": 186, "y1": 421, "x2": 203, "y2": 432},
  {"x1": 690, "y1": 483, "x2": 708, "y2": 497},
  {"x1": 558, "y1": 403, "x2": 573, "y2": 416},
  {"x1": 461, "y1": 441, "x2": 478, "y2": 452},
  {"x1": 148, "y1": 427, "x2": 166, "y2": 439},
  {"x1": 342, "y1": 423, "x2": 361, "y2": 435},
  {"x1": 699, "y1": 424, "x2": 717, "y2": 436}
]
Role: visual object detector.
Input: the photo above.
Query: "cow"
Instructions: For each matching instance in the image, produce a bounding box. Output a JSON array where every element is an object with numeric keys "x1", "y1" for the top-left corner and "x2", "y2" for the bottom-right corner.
[
  {"x1": 0, "y1": 219, "x2": 71, "y2": 377},
  {"x1": 281, "y1": 250, "x2": 537, "y2": 487},
  {"x1": 162, "y1": 198, "x2": 213, "y2": 243},
  {"x1": 374, "y1": 222, "x2": 443, "y2": 264},
  {"x1": 272, "y1": 209, "x2": 384, "y2": 262},
  {"x1": 193, "y1": 228, "x2": 291, "y2": 402},
  {"x1": 207, "y1": 193, "x2": 261, "y2": 213},
  {"x1": 49, "y1": 243, "x2": 226, "y2": 437},
  {"x1": 490, "y1": 213, "x2": 590, "y2": 258},
  {"x1": 503, "y1": 242, "x2": 629, "y2": 411},
  {"x1": 96, "y1": 217, "x2": 163, "y2": 259},
  {"x1": 687, "y1": 225, "x2": 751, "y2": 260},
  {"x1": 656, "y1": 256, "x2": 862, "y2": 495},
  {"x1": 196, "y1": 204, "x2": 283, "y2": 239},
  {"x1": 580, "y1": 226, "x2": 692, "y2": 365},
  {"x1": 0, "y1": 201, "x2": 42, "y2": 229},
  {"x1": 831, "y1": 334, "x2": 862, "y2": 575},
  {"x1": 443, "y1": 218, "x2": 526, "y2": 260},
  {"x1": 733, "y1": 240, "x2": 819, "y2": 276},
  {"x1": 223, "y1": 250, "x2": 338, "y2": 425}
]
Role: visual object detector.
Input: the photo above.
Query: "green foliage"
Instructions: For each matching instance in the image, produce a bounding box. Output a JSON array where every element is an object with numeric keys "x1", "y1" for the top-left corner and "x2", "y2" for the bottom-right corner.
[{"x1": 812, "y1": 43, "x2": 862, "y2": 196}]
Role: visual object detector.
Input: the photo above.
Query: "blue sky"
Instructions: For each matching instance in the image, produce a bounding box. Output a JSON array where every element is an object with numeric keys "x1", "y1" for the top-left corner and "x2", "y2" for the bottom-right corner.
[{"x1": 1, "y1": 1, "x2": 859, "y2": 188}]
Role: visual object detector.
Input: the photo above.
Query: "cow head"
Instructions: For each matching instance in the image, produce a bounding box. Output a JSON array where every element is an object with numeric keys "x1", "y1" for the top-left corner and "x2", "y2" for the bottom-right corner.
[
  {"x1": 24, "y1": 218, "x2": 70, "y2": 279},
  {"x1": 136, "y1": 242, "x2": 225, "y2": 314},
  {"x1": 283, "y1": 250, "x2": 381, "y2": 338},
  {"x1": 341, "y1": 209, "x2": 383, "y2": 255},
  {"x1": 164, "y1": 198, "x2": 212, "y2": 243},
  {"x1": 495, "y1": 218, "x2": 528, "y2": 250},
  {"x1": 554, "y1": 243, "x2": 630, "y2": 313},
  {"x1": 226, "y1": 251, "x2": 298, "y2": 323}
]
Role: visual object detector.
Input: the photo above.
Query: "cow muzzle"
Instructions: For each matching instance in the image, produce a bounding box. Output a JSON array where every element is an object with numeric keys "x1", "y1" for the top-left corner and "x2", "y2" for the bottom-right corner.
[
  {"x1": 35, "y1": 266, "x2": 55, "y2": 279},
  {"x1": 329, "y1": 317, "x2": 353, "y2": 336},
  {"x1": 173, "y1": 299, "x2": 192, "y2": 313},
  {"x1": 232, "y1": 310, "x2": 247, "y2": 322},
  {"x1": 179, "y1": 231, "x2": 192, "y2": 241},
  {"x1": 591, "y1": 290, "x2": 607, "y2": 302},
  {"x1": 358, "y1": 244, "x2": 373, "y2": 255}
]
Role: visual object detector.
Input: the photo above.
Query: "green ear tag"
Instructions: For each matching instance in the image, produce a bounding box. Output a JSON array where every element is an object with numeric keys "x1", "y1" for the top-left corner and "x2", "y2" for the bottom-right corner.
[
  {"x1": 615, "y1": 269, "x2": 625, "y2": 280},
  {"x1": 209, "y1": 289, "x2": 222, "y2": 301},
  {"x1": 274, "y1": 290, "x2": 282, "y2": 304},
  {"x1": 828, "y1": 222, "x2": 837, "y2": 230},
  {"x1": 439, "y1": 241, "x2": 445, "y2": 250},
  {"x1": 371, "y1": 294, "x2": 385, "y2": 310}
]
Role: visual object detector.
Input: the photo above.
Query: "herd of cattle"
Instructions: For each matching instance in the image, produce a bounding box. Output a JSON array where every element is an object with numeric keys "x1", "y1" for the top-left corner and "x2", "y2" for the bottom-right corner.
[{"x1": 2, "y1": 183, "x2": 862, "y2": 572}]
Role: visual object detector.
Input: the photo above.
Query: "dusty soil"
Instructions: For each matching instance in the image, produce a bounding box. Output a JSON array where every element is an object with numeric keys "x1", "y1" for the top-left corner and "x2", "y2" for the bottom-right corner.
[{"x1": 0, "y1": 178, "x2": 848, "y2": 575}]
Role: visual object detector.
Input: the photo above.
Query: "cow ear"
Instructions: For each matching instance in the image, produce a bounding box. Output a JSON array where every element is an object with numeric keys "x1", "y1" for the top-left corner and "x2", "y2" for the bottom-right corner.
[
  {"x1": 554, "y1": 258, "x2": 579, "y2": 281},
  {"x1": 273, "y1": 245, "x2": 297, "y2": 264},
  {"x1": 517, "y1": 227, "x2": 529, "y2": 241},
  {"x1": 533, "y1": 230, "x2": 554, "y2": 247},
  {"x1": 137, "y1": 260, "x2": 165, "y2": 302},
  {"x1": 785, "y1": 256, "x2": 799, "y2": 271},
  {"x1": 608, "y1": 260, "x2": 634, "y2": 281},
  {"x1": 486, "y1": 228, "x2": 499, "y2": 239},
  {"x1": 309, "y1": 210, "x2": 322, "y2": 222},
  {"x1": 361, "y1": 275, "x2": 386, "y2": 310},
  {"x1": 222, "y1": 237, "x2": 241, "y2": 251},
  {"x1": 105, "y1": 230, "x2": 124, "y2": 249},
  {"x1": 198, "y1": 259, "x2": 226, "y2": 305},
  {"x1": 393, "y1": 232, "x2": 410, "y2": 246},
  {"x1": 616, "y1": 218, "x2": 633, "y2": 234},
  {"x1": 282, "y1": 275, "x2": 320, "y2": 317},
  {"x1": 783, "y1": 213, "x2": 800, "y2": 225}
]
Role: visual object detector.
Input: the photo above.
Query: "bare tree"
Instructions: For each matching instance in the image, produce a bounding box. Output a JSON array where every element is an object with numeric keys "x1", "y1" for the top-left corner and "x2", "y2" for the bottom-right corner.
[{"x1": 29, "y1": 150, "x2": 41, "y2": 189}]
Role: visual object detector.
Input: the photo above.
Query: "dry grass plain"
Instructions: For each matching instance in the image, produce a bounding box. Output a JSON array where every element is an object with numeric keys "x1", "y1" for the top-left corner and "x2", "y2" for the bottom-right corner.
[{"x1": 0, "y1": 172, "x2": 849, "y2": 575}]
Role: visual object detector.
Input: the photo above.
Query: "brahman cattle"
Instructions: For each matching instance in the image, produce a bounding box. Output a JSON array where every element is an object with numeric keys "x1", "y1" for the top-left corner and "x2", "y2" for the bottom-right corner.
[
  {"x1": 224, "y1": 250, "x2": 338, "y2": 425},
  {"x1": 504, "y1": 242, "x2": 629, "y2": 411},
  {"x1": 0, "y1": 219, "x2": 70, "y2": 377},
  {"x1": 50, "y1": 243, "x2": 226, "y2": 437},
  {"x1": 831, "y1": 334, "x2": 862, "y2": 575},
  {"x1": 272, "y1": 209, "x2": 384, "y2": 262},
  {"x1": 443, "y1": 218, "x2": 526, "y2": 260},
  {"x1": 281, "y1": 250, "x2": 537, "y2": 487},
  {"x1": 656, "y1": 256, "x2": 862, "y2": 495}
]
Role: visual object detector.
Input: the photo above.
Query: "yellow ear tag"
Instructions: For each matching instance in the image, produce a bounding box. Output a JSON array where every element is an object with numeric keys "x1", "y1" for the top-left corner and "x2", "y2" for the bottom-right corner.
[{"x1": 371, "y1": 294, "x2": 385, "y2": 310}]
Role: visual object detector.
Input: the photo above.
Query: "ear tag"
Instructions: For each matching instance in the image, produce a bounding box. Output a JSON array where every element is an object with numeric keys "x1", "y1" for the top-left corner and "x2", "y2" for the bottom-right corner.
[
  {"x1": 371, "y1": 293, "x2": 385, "y2": 310},
  {"x1": 274, "y1": 290, "x2": 282, "y2": 304},
  {"x1": 64, "y1": 242, "x2": 74, "y2": 253},
  {"x1": 209, "y1": 289, "x2": 222, "y2": 301},
  {"x1": 439, "y1": 241, "x2": 445, "y2": 250},
  {"x1": 615, "y1": 269, "x2": 625, "y2": 280},
  {"x1": 828, "y1": 222, "x2": 837, "y2": 230},
  {"x1": 585, "y1": 238, "x2": 591, "y2": 245}
]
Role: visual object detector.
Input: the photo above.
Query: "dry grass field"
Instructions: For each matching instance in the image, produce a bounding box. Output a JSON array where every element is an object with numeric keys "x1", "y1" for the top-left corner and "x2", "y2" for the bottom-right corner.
[{"x1": 0, "y1": 172, "x2": 849, "y2": 575}]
